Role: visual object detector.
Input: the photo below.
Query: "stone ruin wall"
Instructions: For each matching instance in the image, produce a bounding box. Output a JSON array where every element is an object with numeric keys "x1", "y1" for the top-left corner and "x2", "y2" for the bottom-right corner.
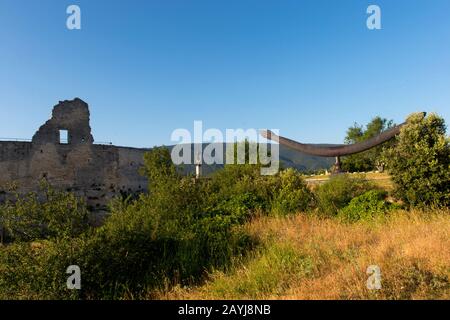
[{"x1": 0, "y1": 98, "x2": 148, "y2": 210}]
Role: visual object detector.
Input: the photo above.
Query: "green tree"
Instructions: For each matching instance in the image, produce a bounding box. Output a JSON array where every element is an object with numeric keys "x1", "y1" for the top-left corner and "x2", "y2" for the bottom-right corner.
[
  {"x1": 140, "y1": 146, "x2": 179, "y2": 189},
  {"x1": 382, "y1": 112, "x2": 450, "y2": 208},
  {"x1": 140, "y1": 146, "x2": 204, "y2": 218},
  {"x1": 341, "y1": 116, "x2": 394, "y2": 172}
]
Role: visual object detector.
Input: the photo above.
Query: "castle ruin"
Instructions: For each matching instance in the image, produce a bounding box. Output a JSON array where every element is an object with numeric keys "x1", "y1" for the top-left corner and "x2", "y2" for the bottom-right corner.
[{"x1": 0, "y1": 98, "x2": 148, "y2": 209}]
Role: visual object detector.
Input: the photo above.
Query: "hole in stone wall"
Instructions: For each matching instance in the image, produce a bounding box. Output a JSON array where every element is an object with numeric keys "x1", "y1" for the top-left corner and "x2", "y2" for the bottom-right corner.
[{"x1": 59, "y1": 129, "x2": 69, "y2": 144}]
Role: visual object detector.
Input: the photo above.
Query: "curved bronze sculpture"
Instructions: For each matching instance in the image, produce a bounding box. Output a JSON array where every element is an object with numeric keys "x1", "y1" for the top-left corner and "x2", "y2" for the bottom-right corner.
[{"x1": 260, "y1": 112, "x2": 425, "y2": 172}]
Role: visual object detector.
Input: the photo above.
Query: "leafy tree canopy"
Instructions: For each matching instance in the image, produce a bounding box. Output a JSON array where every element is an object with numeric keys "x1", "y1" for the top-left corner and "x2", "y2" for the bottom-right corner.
[
  {"x1": 341, "y1": 116, "x2": 395, "y2": 172},
  {"x1": 382, "y1": 112, "x2": 450, "y2": 208}
]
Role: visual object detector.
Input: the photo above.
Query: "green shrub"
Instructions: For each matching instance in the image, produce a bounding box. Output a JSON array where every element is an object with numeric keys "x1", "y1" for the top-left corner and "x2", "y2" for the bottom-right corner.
[
  {"x1": 337, "y1": 190, "x2": 396, "y2": 222},
  {"x1": 205, "y1": 164, "x2": 281, "y2": 213},
  {"x1": 315, "y1": 174, "x2": 376, "y2": 216},
  {"x1": 382, "y1": 112, "x2": 450, "y2": 208},
  {"x1": 0, "y1": 193, "x2": 255, "y2": 299},
  {"x1": 205, "y1": 165, "x2": 315, "y2": 218},
  {"x1": 271, "y1": 168, "x2": 314, "y2": 215},
  {"x1": 0, "y1": 182, "x2": 90, "y2": 243},
  {"x1": 0, "y1": 238, "x2": 87, "y2": 299}
]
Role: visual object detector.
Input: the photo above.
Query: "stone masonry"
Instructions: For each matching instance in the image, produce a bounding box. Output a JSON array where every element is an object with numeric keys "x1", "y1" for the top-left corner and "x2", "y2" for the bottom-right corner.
[{"x1": 0, "y1": 98, "x2": 148, "y2": 209}]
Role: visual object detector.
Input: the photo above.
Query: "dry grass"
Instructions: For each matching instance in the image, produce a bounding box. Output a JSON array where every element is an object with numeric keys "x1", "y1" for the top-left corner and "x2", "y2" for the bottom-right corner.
[
  {"x1": 305, "y1": 172, "x2": 393, "y2": 190},
  {"x1": 156, "y1": 209, "x2": 450, "y2": 300}
]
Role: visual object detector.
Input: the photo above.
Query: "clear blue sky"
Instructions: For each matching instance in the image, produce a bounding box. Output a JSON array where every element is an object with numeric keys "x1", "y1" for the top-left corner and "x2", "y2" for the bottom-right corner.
[{"x1": 1, "y1": 0, "x2": 449, "y2": 148}]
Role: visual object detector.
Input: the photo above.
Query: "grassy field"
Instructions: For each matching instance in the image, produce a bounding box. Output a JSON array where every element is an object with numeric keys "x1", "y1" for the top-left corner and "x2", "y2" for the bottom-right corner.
[
  {"x1": 155, "y1": 209, "x2": 450, "y2": 300},
  {"x1": 305, "y1": 172, "x2": 393, "y2": 190}
]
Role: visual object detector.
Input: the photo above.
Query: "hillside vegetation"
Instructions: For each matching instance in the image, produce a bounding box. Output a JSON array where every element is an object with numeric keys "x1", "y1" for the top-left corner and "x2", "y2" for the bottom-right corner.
[
  {"x1": 0, "y1": 112, "x2": 448, "y2": 300},
  {"x1": 157, "y1": 210, "x2": 449, "y2": 300}
]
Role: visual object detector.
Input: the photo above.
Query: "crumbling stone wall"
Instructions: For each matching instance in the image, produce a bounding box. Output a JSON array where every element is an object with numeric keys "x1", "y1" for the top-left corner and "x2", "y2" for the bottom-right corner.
[{"x1": 0, "y1": 98, "x2": 148, "y2": 210}]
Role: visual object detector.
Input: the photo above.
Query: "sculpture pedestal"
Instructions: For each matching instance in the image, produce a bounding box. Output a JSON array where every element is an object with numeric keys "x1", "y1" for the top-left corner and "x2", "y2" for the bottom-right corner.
[{"x1": 332, "y1": 156, "x2": 342, "y2": 174}]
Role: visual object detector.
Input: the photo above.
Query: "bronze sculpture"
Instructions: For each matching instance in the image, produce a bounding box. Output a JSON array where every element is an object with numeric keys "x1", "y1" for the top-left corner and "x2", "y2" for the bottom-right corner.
[{"x1": 260, "y1": 112, "x2": 426, "y2": 173}]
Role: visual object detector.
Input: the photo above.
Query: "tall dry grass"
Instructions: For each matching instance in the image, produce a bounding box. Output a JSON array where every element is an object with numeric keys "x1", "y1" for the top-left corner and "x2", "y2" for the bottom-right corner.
[{"x1": 156, "y1": 209, "x2": 450, "y2": 300}]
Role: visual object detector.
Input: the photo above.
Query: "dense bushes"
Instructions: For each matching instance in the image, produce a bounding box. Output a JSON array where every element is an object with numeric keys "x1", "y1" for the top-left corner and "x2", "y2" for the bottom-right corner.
[
  {"x1": 0, "y1": 238, "x2": 87, "y2": 299},
  {"x1": 203, "y1": 164, "x2": 277, "y2": 216},
  {"x1": 314, "y1": 174, "x2": 376, "y2": 216},
  {"x1": 0, "y1": 189, "x2": 254, "y2": 299},
  {"x1": 382, "y1": 112, "x2": 450, "y2": 208},
  {"x1": 0, "y1": 183, "x2": 89, "y2": 243},
  {"x1": 271, "y1": 168, "x2": 314, "y2": 215},
  {"x1": 337, "y1": 190, "x2": 398, "y2": 222},
  {"x1": 85, "y1": 194, "x2": 253, "y2": 295}
]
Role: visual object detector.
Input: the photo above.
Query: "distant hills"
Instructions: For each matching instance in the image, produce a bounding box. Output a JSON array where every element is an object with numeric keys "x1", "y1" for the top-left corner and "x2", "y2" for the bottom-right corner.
[
  {"x1": 277, "y1": 144, "x2": 335, "y2": 172},
  {"x1": 166, "y1": 143, "x2": 334, "y2": 175}
]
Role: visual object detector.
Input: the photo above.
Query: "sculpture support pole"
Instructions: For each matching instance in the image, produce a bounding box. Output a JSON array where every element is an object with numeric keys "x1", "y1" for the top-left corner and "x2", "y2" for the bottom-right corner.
[{"x1": 334, "y1": 156, "x2": 341, "y2": 174}]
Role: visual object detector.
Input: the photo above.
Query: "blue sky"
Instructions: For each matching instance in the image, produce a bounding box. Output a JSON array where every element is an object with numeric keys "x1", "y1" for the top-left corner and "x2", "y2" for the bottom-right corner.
[{"x1": 0, "y1": 0, "x2": 449, "y2": 148}]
